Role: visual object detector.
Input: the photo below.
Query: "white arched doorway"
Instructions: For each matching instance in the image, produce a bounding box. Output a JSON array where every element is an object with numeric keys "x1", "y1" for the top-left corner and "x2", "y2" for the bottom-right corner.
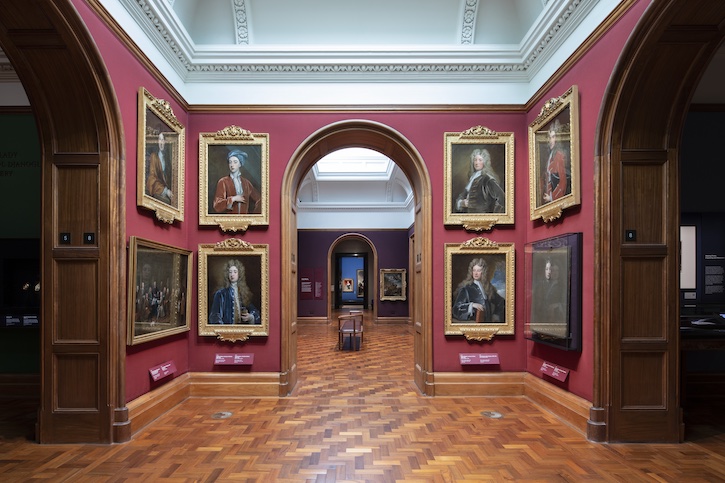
[{"x1": 280, "y1": 120, "x2": 433, "y2": 395}]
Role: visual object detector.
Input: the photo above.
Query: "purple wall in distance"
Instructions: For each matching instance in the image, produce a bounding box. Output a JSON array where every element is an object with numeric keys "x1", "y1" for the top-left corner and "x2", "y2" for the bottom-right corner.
[{"x1": 298, "y1": 230, "x2": 410, "y2": 318}]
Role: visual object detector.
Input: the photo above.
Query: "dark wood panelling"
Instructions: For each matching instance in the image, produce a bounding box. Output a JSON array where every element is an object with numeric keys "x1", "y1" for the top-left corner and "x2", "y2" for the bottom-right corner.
[
  {"x1": 55, "y1": 354, "x2": 99, "y2": 409},
  {"x1": 55, "y1": 260, "x2": 98, "y2": 341},
  {"x1": 0, "y1": 0, "x2": 126, "y2": 443},
  {"x1": 621, "y1": 352, "x2": 666, "y2": 407},
  {"x1": 621, "y1": 258, "x2": 666, "y2": 339},
  {"x1": 55, "y1": 166, "x2": 99, "y2": 247},
  {"x1": 594, "y1": 0, "x2": 725, "y2": 443},
  {"x1": 621, "y1": 164, "x2": 665, "y2": 244}
]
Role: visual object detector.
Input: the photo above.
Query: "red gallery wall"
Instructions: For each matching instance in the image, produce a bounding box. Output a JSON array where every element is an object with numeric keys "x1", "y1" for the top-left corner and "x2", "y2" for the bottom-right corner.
[{"x1": 74, "y1": 0, "x2": 649, "y2": 403}]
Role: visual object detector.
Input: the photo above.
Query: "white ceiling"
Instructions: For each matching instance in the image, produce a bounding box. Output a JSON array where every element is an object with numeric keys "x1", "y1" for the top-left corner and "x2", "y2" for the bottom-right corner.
[
  {"x1": 104, "y1": 0, "x2": 624, "y2": 105},
  {"x1": 1, "y1": 0, "x2": 724, "y2": 228}
]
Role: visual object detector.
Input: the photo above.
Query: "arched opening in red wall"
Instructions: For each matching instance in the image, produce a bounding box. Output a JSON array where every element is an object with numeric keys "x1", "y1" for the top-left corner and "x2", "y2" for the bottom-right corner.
[{"x1": 281, "y1": 120, "x2": 433, "y2": 394}]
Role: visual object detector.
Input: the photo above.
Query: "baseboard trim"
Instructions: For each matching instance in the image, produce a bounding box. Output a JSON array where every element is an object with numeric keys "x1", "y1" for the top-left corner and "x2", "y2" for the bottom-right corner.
[
  {"x1": 523, "y1": 373, "x2": 590, "y2": 434},
  {"x1": 189, "y1": 372, "x2": 281, "y2": 397},
  {"x1": 127, "y1": 373, "x2": 190, "y2": 435},
  {"x1": 127, "y1": 371, "x2": 591, "y2": 437},
  {"x1": 128, "y1": 372, "x2": 282, "y2": 436},
  {"x1": 433, "y1": 371, "x2": 526, "y2": 397},
  {"x1": 432, "y1": 371, "x2": 590, "y2": 435},
  {"x1": 0, "y1": 373, "x2": 40, "y2": 398}
]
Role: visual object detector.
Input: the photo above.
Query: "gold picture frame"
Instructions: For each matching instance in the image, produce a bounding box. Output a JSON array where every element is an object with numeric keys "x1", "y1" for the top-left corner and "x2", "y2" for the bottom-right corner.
[
  {"x1": 445, "y1": 237, "x2": 515, "y2": 341},
  {"x1": 199, "y1": 126, "x2": 269, "y2": 232},
  {"x1": 380, "y1": 268, "x2": 407, "y2": 301},
  {"x1": 137, "y1": 87, "x2": 185, "y2": 224},
  {"x1": 444, "y1": 125, "x2": 515, "y2": 231},
  {"x1": 198, "y1": 238, "x2": 269, "y2": 342},
  {"x1": 529, "y1": 85, "x2": 581, "y2": 222},
  {"x1": 127, "y1": 236, "x2": 193, "y2": 345}
]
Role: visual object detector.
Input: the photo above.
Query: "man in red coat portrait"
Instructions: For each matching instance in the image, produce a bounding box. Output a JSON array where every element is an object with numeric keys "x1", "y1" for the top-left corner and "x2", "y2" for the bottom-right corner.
[
  {"x1": 542, "y1": 119, "x2": 570, "y2": 204},
  {"x1": 213, "y1": 149, "x2": 261, "y2": 214}
]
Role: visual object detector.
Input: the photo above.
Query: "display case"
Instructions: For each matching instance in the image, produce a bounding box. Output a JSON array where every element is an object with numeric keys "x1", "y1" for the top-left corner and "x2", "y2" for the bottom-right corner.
[
  {"x1": 524, "y1": 232, "x2": 582, "y2": 351},
  {"x1": 0, "y1": 238, "x2": 40, "y2": 329}
]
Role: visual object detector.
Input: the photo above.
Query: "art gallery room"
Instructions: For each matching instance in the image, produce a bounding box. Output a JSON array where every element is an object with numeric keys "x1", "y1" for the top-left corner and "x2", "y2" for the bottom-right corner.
[{"x1": 1, "y1": 0, "x2": 725, "y2": 480}]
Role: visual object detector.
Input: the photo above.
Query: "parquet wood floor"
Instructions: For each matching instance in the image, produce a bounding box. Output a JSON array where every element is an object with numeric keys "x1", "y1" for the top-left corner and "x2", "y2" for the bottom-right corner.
[{"x1": 1, "y1": 312, "x2": 725, "y2": 482}]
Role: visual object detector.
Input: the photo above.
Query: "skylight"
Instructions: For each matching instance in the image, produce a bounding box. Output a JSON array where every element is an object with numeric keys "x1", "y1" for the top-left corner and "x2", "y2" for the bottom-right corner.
[{"x1": 314, "y1": 147, "x2": 394, "y2": 180}]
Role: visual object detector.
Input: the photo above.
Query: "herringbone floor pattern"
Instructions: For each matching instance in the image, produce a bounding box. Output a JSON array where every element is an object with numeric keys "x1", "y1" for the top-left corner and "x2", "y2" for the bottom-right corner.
[{"x1": 1, "y1": 312, "x2": 725, "y2": 482}]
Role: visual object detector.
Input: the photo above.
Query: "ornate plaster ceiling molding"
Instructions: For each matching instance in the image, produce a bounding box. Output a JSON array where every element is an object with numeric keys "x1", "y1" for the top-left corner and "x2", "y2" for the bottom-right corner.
[{"x1": 123, "y1": 0, "x2": 593, "y2": 84}]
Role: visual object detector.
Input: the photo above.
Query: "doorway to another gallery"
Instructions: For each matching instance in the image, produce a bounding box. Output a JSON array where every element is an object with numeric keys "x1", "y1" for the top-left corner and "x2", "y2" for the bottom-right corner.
[
  {"x1": 281, "y1": 120, "x2": 432, "y2": 396},
  {"x1": 593, "y1": 0, "x2": 725, "y2": 443},
  {"x1": 331, "y1": 235, "x2": 375, "y2": 312}
]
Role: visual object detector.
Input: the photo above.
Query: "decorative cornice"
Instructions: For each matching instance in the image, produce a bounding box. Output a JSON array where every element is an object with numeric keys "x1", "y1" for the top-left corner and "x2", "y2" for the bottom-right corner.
[{"x1": 127, "y1": 0, "x2": 590, "y2": 83}]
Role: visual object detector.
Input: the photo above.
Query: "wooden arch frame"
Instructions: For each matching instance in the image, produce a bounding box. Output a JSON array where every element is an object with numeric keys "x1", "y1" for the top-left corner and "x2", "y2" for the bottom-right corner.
[
  {"x1": 592, "y1": 0, "x2": 725, "y2": 443},
  {"x1": 0, "y1": 1, "x2": 127, "y2": 442},
  {"x1": 327, "y1": 233, "x2": 379, "y2": 318},
  {"x1": 281, "y1": 120, "x2": 432, "y2": 395}
]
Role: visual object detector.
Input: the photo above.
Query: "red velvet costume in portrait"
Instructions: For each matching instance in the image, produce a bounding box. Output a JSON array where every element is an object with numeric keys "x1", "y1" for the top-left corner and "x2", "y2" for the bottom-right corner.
[
  {"x1": 213, "y1": 175, "x2": 261, "y2": 214},
  {"x1": 545, "y1": 146, "x2": 568, "y2": 201}
]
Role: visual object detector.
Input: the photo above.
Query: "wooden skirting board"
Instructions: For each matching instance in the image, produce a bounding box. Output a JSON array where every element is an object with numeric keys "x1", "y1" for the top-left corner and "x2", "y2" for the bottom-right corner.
[
  {"x1": 0, "y1": 373, "x2": 40, "y2": 398},
  {"x1": 127, "y1": 370, "x2": 590, "y2": 437},
  {"x1": 127, "y1": 372, "x2": 280, "y2": 435}
]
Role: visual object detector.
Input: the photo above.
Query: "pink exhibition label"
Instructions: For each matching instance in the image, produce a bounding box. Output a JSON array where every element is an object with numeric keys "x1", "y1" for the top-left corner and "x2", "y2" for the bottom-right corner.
[
  {"x1": 540, "y1": 362, "x2": 569, "y2": 382},
  {"x1": 214, "y1": 353, "x2": 254, "y2": 365},
  {"x1": 459, "y1": 353, "x2": 500, "y2": 365},
  {"x1": 149, "y1": 360, "x2": 176, "y2": 381}
]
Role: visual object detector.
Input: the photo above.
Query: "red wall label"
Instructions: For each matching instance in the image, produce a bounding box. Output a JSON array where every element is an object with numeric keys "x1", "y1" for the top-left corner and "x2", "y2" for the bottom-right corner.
[
  {"x1": 149, "y1": 360, "x2": 176, "y2": 381},
  {"x1": 214, "y1": 353, "x2": 254, "y2": 365},
  {"x1": 459, "y1": 353, "x2": 500, "y2": 365},
  {"x1": 540, "y1": 362, "x2": 569, "y2": 382}
]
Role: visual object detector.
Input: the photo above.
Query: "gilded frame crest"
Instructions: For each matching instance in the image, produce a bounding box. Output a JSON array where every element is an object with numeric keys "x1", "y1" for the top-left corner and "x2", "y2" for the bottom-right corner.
[
  {"x1": 444, "y1": 126, "x2": 514, "y2": 231},
  {"x1": 199, "y1": 126, "x2": 269, "y2": 232},
  {"x1": 198, "y1": 239, "x2": 269, "y2": 342},
  {"x1": 529, "y1": 85, "x2": 581, "y2": 222},
  {"x1": 445, "y1": 237, "x2": 515, "y2": 341},
  {"x1": 127, "y1": 236, "x2": 193, "y2": 345},
  {"x1": 136, "y1": 87, "x2": 185, "y2": 224}
]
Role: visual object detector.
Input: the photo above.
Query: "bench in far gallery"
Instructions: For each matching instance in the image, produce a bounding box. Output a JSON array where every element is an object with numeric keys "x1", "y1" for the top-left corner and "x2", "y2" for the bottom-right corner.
[{"x1": 338, "y1": 311, "x2": 363, "y2": 351}]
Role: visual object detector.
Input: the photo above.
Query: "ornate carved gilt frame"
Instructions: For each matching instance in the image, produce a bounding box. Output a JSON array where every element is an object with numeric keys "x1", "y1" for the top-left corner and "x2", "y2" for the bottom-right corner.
[
  {"x1": 443, "y1": 125, "x2": 515, "y2": 231},
  {"x1": 380, "y1": 268, "x2": 407, "y2": 301},
  {"x1": 136, "y1": 87, "x2": 185, "y2": 224},
  {"x1": 444, "y1": 237, "x2": 515, "y2": 341},
  {"x1": 127, "y1": 236, "x2": 193, "y2": 346},
  {"x1": 198, "y1": 238, "x2": 269, "y2": 342},
  {"x1": 199, "y1": 125, "x2": 269, "y2": 232},
  {"x1": 528, "y1": 85, "x2": 581, "y2": 222}
]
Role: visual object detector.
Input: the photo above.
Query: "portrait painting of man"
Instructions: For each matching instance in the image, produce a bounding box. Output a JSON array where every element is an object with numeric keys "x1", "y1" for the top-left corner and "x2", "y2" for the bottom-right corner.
[
  {"x1": 444, "y1": 238, "x2": 515, "y2": 338},
  {"x1": 528, "y1": 85, "x2": 580, "y2": 222},
  {"x1": 197, "y1": 239, "x2": 269, "y2": 339},
  {"x1": 137, "y1": 87, "x2": 185, "y2": 223},
  {"x1": 206, "y1": 145, "x2": 263, "y2": 216},
  {"x1": 198, "y1": 128, "x2": 269, "y2": 232},
  {"x1": 443, "y1": 127, "x2": 515, "y2": 230}
]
